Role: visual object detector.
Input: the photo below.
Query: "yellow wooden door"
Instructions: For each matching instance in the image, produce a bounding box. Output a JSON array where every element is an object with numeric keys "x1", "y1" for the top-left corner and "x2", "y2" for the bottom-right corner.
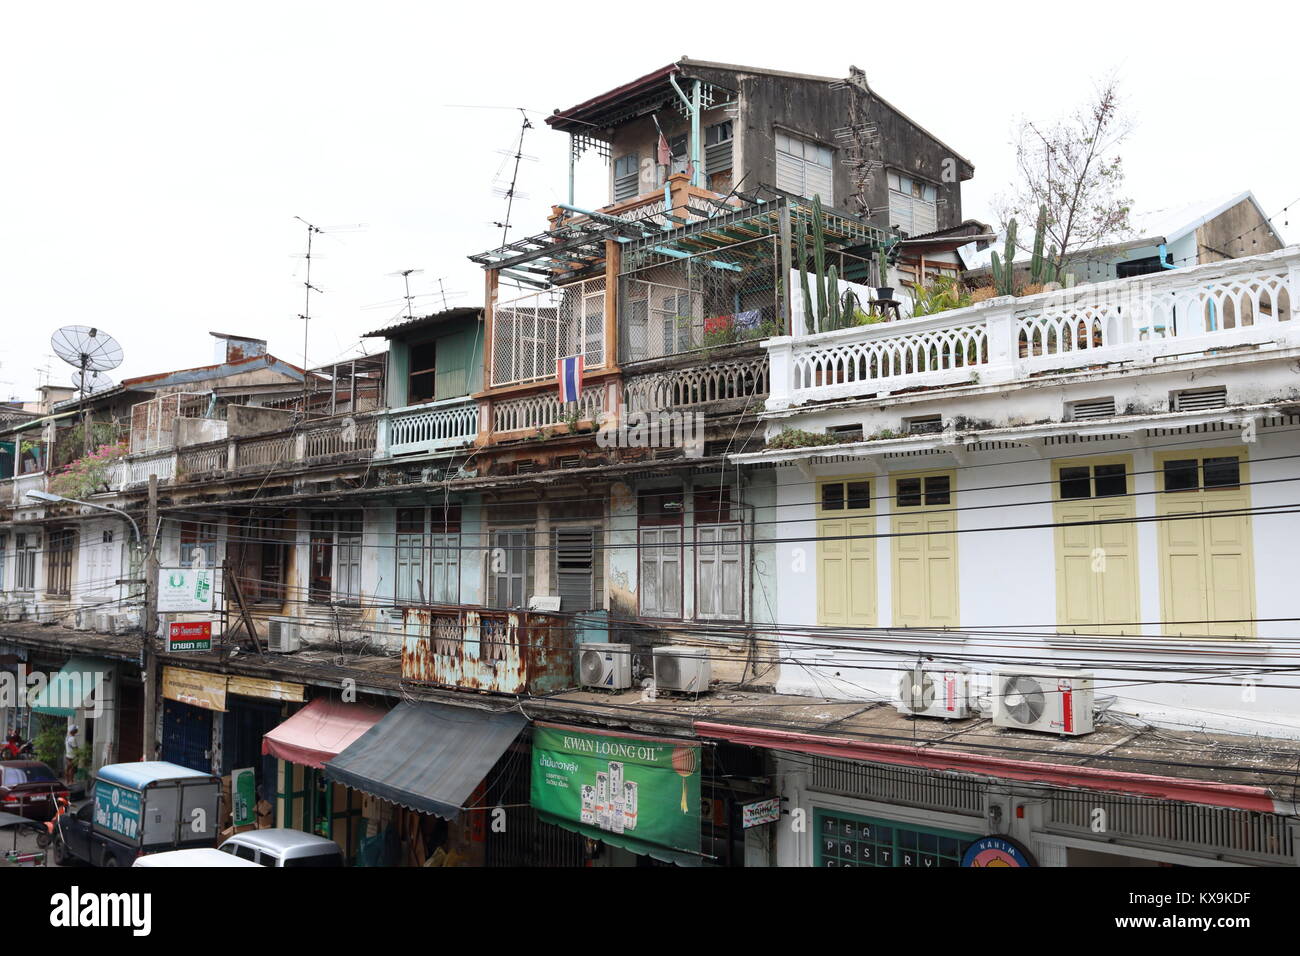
[
  {"x1": 890, "y1": 472, "x2": 958, "y2": 628},
  {"x1": 1156, "y1": 449, "x2": 1255, "y2": 638},
  {"x1": 817, "y1": 478, "x2": 875, "y2": 626},
  {"x1": 1053, "y1": 457, "x2": 1139, "y2": 634}
]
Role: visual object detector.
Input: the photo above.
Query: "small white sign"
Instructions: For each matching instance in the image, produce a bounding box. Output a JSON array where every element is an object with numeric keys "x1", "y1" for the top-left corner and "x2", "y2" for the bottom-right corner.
[{"x1": 157, "y1": 568, "x2": 220, "y2": 613}]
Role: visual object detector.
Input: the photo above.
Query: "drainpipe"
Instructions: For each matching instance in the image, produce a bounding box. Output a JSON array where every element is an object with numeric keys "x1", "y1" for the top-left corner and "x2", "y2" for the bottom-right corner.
[
  {"x1": 668, "y1": 74, "x2": 704, "y2": 189},
  {"x1": 567, "y1": 133, "x2": 576, "y2": 206},
  {"x1": 691, "y1": 80, "x2": 702, "y2": 188}
]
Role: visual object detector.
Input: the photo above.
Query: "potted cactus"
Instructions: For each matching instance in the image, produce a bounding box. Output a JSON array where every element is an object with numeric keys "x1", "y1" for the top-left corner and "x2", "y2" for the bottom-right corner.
[{"x1": 875, "y1": 247, "x2": 894, "y2": 301}]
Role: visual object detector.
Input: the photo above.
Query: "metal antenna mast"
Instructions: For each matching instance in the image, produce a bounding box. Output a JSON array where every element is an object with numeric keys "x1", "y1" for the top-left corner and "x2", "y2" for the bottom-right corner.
[
  {"x1": 493, "y1": 109, "x2": 534, "y2": 249},
  {"x1": 294, "y1": 216, "x2": 324, "y2": 409},
  {"x1": 388, "y1": 269, "x2": 424, "y2": 320}
]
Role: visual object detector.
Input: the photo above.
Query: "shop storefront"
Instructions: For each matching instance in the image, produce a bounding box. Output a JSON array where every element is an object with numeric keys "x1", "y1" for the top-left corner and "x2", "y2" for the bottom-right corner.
[
  {"x1": 29, "y1": 655, "x2": 118, "y2": 784},
  {"x1": 262, "y1": 696, "x2": 385, "y2": 864},
  {"x1": 324, "y1": 700, "x2": 526, "y2": 867},
  {"x1": 159, "y1": 665, "x2": 307, "y2": 842}
]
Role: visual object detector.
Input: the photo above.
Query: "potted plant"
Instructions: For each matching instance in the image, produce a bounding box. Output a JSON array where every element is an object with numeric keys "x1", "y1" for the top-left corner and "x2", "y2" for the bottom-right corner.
[{"x1": 875, "y1": 248, "x2": 894, "y2": 301}]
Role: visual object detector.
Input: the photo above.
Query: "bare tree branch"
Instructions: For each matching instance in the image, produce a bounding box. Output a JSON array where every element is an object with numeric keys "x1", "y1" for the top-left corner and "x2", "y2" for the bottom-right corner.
[{"x1": 995, "y1": 77, "x2": 1134, "y2": 274}]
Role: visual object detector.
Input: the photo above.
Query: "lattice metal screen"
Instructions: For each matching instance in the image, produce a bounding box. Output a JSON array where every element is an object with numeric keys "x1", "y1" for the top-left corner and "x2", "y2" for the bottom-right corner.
[
  {"x1": 806, "y1": 755, "x2": 985, "y2": 816},
  {"x1": 1047, "y1": 790, "x2": 1295, "y2": 864},
  {"x1": 129, "y1": 392, "x2": 212, "y2": 454},
  {"x1": 619, "y1": 236, "x2": 780, "y2": 364},
  {"x1": 491, "y1": 277, "x2": 605, "y2": 387}
]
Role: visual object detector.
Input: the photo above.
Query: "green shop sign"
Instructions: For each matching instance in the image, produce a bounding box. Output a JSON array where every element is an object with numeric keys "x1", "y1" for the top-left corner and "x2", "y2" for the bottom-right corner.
[{"x1": 531, "y1": 723, "x2": 701, "y2": 863}]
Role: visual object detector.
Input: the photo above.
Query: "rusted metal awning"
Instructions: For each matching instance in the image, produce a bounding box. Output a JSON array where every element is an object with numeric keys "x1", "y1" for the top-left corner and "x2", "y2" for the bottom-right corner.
[
  {"x1": 262, "y1": 698, "x2": 385, "y2": 770},
  {"x1": 323, "y1": 702, "x2": 525, "y2": 819}
]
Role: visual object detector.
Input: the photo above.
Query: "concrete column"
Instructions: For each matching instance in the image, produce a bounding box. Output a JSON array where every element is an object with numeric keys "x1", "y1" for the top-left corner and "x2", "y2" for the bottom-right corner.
[{"x1": 534, "y1": 501, "x2": 551, "y2": 600}]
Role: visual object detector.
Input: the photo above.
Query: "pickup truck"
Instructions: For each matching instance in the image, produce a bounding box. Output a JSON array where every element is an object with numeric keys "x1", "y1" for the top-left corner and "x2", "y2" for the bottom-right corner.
[{"x1": 54, "y1": 761, "x2": 221, "y2": 867}]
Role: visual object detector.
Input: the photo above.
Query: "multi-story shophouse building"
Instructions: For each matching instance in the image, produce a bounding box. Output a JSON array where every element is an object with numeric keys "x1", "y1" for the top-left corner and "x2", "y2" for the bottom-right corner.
[{"x1": 4, "y1": 57, "x2": 1300, "y2": 868}]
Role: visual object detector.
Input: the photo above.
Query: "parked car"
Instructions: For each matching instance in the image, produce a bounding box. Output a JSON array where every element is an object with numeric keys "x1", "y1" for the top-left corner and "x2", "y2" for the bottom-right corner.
[
  {"x1": 0, "y1": 761, "x2": 69, "y2": 821},
  {"x1": 54, "y1": 761, "x2": 222, "y2": 867},
  {"x1": 132, "y1": 848, "x2": 262, "y2": 867},
  {"x1": 218, "y1": 829, "x2": 344, "y2": 867}
]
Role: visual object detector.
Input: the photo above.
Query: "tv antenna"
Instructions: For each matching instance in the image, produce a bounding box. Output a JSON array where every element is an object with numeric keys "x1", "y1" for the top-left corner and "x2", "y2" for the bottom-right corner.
[
  {"x1": 294, "y1": 216, "x2": 324, "y2": 407},
  {"x1": 387, "y1": 268, "x2": 424, "y2": 321},
  {"x1": 50, "y1": 325, "x2": 123, "y2": 454},
  {"x1": 491, "y1": 109, "x2": 535, "y2": 250}
]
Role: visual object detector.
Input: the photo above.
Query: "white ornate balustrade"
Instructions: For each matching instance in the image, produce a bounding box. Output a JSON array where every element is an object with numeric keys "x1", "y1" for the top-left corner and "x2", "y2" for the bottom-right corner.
[
  {"x1": 766, "y1": 248, "x2": 1300, "y2": 408},
  {"x1": 126, "y1": 452, "x2": 176, "y2": 486},
  {"x1": 377, "y1": 397, "x2": 478, "y2": 457},
  {"x1": 492, "y1": 387, "x2": 603, "y2": 434},
  {"x1": 625, "y1": 356, "x2": 769, "y2": 412}
]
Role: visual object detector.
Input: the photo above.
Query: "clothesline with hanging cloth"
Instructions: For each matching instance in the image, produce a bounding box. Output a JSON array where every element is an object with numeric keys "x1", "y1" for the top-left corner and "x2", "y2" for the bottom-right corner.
[{"x1": 262, "y1": 697, "x2": 386, "y2": 770}]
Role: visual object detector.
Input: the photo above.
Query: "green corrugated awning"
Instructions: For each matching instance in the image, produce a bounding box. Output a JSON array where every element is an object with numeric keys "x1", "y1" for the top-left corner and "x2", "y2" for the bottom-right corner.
[
  {"x1": 323, "y1": 702, "x2": 525, "y2": 820},
  {"x1": 30, "y1": 657, "x2": 115, "y2": 717}
]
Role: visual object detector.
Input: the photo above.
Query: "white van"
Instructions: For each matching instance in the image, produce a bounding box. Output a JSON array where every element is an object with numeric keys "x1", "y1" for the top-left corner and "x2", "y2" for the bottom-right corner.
[
  {"x1": 218, "y1": 829, "x2": 344, "y2": 867},
  {"x1": 133, "y1": 848, "x2": 262, "y2": 867}
]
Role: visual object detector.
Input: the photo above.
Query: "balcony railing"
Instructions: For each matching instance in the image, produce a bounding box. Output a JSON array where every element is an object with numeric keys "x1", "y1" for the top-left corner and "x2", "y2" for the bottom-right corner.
[
  {"x1": 1, "y1": 471, "x2": 47, "y2": 506},
  {"x1": 376, "y1": 397, "x2": 478, "y2": 457},
  {"x1": 624, "y1": 355, "x2": 769, "y2": 412},
  {"x1": 766, "y1": 248, "x2": 1300, "y2": 408},
  {"x1": 492, "y1": 387, "x2": 604, "y2": 435}
]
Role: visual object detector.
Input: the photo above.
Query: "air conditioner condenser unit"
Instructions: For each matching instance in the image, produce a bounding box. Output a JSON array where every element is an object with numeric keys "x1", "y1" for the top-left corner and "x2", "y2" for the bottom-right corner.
[
  {"x1": 578, "y1": 642, "x2": 632, "y2": 691},
  {"x1": 896, "y1": 663, "x2": 972, "y2": 719},
  {"x1": 993, "y1": 669, "x2": 1094, "y2": 736},
  {"x1": 653, "y1": 645, "x2": 711, "y2": 694},
  {"x1": 266, "y1": 616, "x2": 301, "y2": 653}
]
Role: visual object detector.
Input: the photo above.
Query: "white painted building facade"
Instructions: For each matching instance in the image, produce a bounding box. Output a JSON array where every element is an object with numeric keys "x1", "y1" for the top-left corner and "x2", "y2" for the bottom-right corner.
[{"x1": 731, "y1": 246, "x2": 1300, "y2": 739}]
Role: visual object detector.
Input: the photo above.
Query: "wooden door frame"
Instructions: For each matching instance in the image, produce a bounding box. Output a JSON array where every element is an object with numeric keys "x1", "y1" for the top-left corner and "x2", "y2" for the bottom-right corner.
[
  {"x1": 1050, "y1": 453, "x2": 1139, "y2": 634},
  {"x1": 1153, "y1": 445, "x2": 1256, "y2": 638},
  {"x1": 889, "y1": 468, "x2": 959, "y2": 628},
  {"x1": 815, "y1": 474, "x2": 877, "y2": 627}
]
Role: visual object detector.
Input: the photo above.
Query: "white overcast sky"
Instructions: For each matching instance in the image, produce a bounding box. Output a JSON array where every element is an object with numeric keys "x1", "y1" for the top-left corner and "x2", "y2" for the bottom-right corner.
[{"x1": 2, "y1": 1, "x2": 1296, "y2": 401}]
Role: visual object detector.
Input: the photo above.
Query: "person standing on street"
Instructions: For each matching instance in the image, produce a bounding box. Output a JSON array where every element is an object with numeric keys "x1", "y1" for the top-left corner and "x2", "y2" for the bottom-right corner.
[{"x1": 64, "y1": 724, "x2": 78, "y2": 785}]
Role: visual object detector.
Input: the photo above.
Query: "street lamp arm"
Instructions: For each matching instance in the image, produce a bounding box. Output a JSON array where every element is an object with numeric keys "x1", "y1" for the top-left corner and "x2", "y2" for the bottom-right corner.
[{"x1": 25, "y1": 490, "x2": 142, "y2": 545}]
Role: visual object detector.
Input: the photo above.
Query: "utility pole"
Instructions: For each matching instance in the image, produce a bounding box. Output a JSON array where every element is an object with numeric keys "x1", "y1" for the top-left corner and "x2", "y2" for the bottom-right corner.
[{"x1": 143, "y1": 474, "x2": 159, "y2": 761}]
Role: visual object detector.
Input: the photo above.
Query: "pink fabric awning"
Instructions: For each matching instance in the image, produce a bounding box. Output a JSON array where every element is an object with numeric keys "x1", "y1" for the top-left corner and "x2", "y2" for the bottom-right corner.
[{"x1": 262, "y1": 698, "x2": 386, "y2": 769}]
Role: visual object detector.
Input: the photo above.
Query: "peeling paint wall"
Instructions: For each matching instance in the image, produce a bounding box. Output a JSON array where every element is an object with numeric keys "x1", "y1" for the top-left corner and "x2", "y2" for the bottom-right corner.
[
  {"x1": 607, "y1": 481, "x2": 638, "y2": 621},
  {"x1": 767, "y1": 354, "x2": 1300, "y2": 443}
]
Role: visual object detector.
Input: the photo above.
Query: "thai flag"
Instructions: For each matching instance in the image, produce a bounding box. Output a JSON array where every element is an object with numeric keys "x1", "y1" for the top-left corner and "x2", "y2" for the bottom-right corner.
[{"x1": 557, "y1": 354, "x2": 584, "y2": 403}]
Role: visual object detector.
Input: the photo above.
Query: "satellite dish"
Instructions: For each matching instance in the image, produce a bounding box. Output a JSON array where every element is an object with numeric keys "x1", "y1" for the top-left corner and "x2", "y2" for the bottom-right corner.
[
  {"x1": 51, "y1": 326, "x2": 124, "y2": 374},
  {"x1": 72, "y1": 370, "x2": 114, "y2": 394}
]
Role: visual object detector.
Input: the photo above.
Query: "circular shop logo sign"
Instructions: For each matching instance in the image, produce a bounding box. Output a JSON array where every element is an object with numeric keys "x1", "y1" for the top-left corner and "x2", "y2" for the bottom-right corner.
[{"x1": 961, "y1": 836, "x2": 1035, "y2": 867}]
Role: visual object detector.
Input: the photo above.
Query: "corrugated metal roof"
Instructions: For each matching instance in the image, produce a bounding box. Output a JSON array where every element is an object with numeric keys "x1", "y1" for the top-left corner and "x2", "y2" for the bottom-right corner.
[
  {"x1": 363, "y1": 307, "x2": 482, "y2": 339},
  {"x1": 323, "y1": 701, "x2": 525, "y2": 819}
]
